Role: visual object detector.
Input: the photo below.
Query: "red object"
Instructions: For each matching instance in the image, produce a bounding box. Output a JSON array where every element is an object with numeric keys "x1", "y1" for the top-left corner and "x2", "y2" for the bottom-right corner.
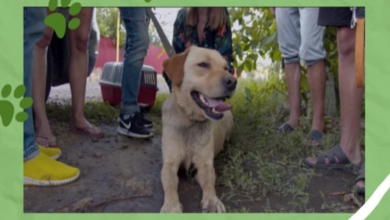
[
  {"x1": 95, "y1": 37, "x2": 168, "y2": 74},
  {"x1": 99, "y1": 62, "x2": 158, "y2": 107}
]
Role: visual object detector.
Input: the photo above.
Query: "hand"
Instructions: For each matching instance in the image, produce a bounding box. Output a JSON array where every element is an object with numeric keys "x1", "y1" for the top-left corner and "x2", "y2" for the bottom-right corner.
[{"x1": 270, "y1": 7, "x2": 276, "y2": 16}]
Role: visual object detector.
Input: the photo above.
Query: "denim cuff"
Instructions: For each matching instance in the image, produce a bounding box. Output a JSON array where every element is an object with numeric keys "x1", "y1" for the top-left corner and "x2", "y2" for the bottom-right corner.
[
  {"x1": 120, "y1": 104, "x2": 140, "y2": 115},
  {"x1": 24, "y1": 143, "x2": 39, "y2": 162}
]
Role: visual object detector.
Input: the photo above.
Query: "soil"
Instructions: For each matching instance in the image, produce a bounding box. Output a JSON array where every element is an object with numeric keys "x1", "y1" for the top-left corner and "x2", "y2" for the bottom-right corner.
[
  {"x1": 24, "y1": 123, "x2": 361, "y2": 213},
  {"x1": 24, "y1": 77, "x2": 363, "y2": 213}
]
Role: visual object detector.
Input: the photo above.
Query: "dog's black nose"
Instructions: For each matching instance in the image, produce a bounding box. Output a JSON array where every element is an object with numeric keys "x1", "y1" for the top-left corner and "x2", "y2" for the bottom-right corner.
[{"x1": 223, "y1": 75, "x2": 237, "y2": 91}]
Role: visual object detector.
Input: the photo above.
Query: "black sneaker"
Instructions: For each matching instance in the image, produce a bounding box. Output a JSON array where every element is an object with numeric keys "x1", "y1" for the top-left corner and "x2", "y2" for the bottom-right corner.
[
  {"x1": 116, "y1": 113, "x2": 153, "y2": 128},
  {"x1": 138, "y1": 113, "x2": 153, "y2": 128},
  {"x1": 117, "y1": 113, "x2": 153, "y2": 138}
]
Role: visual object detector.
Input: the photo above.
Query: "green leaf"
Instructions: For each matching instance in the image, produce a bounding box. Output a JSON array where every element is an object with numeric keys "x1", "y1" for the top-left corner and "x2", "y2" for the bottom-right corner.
[
  {"x1": 259, "y1": 31, "x2": 277, "y2": 50},
  {"x1": 245, "y1": 87, "x2": 253, "y2": 102},
  {"x1": 236, "y1": 63, "x2": 245, "y2": 75}
]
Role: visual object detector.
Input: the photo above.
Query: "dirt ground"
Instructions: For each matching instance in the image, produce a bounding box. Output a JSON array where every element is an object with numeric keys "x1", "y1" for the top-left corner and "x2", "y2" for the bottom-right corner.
[
  {"x1": 24, "y1": 75, "x2": 364, "y2": 213},
  {"x1": 23, "y1": 122, "x2": 361, "y2": 213}
]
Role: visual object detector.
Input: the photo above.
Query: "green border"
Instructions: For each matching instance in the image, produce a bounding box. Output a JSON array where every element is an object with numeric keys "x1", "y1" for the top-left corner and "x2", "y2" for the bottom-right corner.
[{"x1": 0, "y1": 0, "x2": 389, "y2": 219}]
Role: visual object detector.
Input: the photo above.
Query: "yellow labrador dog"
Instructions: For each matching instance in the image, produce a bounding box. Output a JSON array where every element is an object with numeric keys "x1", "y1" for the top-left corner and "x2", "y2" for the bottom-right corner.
[{"x1": 160, "y1": 46, "x2": 237, "y2": 213}]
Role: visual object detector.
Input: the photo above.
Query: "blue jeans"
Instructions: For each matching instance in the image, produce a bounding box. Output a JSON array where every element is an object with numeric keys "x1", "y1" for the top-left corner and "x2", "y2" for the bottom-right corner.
[
  {"x1": 118, "y1": 7, "x2": 150, "y2": 116},
  {"x1": 23, "y1": 8, "x2": 46, "y2": 161}
]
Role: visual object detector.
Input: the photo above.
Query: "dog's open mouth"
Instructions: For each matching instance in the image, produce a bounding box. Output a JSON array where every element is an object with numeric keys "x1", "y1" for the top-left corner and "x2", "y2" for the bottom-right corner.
[{"x1": 191, "y1": 91, "x2": 232, "y2": 120}]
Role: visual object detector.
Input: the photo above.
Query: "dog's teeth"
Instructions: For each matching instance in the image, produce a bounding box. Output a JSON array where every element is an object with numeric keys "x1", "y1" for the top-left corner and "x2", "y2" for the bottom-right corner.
[
  {"x1": 200, "y1": 94, "x2": 208, "y2": 105},
  {"x1": 212, "y1": 108, "x2": 222, "y2": 115}
]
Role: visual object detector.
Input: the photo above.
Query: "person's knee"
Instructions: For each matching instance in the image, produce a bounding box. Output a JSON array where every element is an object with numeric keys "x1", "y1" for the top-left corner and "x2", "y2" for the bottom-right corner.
[
  {"x1": 337, "y1": 28, "x2": 355, "y2": 57},
  {"x1": 72, "y1": 32, "x2": 90, "y2": 52},
  {"x1": 124, "y1": 29, "x2": 149, "y2": 57},
  {"x1": 138, "y1": 31, "x2": 150, "y2": 49},
  {"x1": 36, "y1": 28, "x2": 53, "y2": 48}
]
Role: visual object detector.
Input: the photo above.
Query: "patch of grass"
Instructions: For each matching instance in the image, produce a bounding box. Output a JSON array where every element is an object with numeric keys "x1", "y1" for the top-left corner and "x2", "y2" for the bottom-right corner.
[
  {"x1": 213, "y1": 78, "x2": 364, "y2": 212},
  {"x1": 46, "y1": 101, "x2": 119, "y2": 126},
  {"x1": 45, "y1": 77, "x2": 364, "y2": 213},
  {"x1": 144, "y1": 93, "x2": 168, "y2": 135},
  {"x1": 45, "y1": 95, "x2": 168, "y2": 135}
]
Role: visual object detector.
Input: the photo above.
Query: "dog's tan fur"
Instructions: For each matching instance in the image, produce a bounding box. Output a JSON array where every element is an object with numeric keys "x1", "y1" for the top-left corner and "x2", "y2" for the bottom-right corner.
[{"x1": 160, "y1": 46, "x2": 236, "y2": 213}]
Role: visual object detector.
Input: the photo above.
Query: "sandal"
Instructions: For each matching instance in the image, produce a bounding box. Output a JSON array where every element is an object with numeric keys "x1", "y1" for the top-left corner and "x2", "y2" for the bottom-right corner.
[
  {"x1": 302, "y1": 144, "x2": 362, "y2": 171},
  {"x1": 277, "y1": 123, "x2": 294, "y2": 133},
  {"x1": 355, "y1": 161, "x2": 365, "y2": 195},
  {"x1": 71, "y1": 125, "x2": 104, "y2": 138},
  {"x1": 35, "y1": 135, "x2": 57, "y2": 148},
  {"x1": 303, "y1": 129, "x2": 323, "y2": 147}
]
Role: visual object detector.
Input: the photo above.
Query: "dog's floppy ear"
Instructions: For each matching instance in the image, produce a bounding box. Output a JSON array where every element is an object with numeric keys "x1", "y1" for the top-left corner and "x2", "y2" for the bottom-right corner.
[{"x1": 163, "y1": 48, "x2": 190, "y2": 86}]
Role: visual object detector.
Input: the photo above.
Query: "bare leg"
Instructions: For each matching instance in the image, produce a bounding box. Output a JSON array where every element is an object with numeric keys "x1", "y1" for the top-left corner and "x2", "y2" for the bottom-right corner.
[
  {"x1": 68, "y1": 7, "x2": 102, "y2": 137},
  {"x1": 305, "y1": 27, "x2": 363, "y2": 176},
  {"x1": 32, "y1": 11, "x2": 56, "y2": 147},
  {"x1": 307, "y1": 60, "x2": 326, "y2": 132},
  {"x1": 285, "y1": 62, "x2": 302, "y2": 128}
]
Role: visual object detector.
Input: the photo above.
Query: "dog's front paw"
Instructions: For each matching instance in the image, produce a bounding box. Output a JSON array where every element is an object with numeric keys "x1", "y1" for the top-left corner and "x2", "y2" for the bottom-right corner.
[
  {"x1": 201, "y1": 197, "x2": 226, "y2": 213},
  {"x1": 160, "y1": 202, "x2": 183, "y2": 213}
]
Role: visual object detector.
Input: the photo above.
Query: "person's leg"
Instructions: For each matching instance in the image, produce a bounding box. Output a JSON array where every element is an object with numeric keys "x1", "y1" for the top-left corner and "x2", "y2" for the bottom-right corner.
[
  {"x1": 303, "y1": 27, "x2": 363, "y2": 171},
  {"x1": 275, "y1": 7, "x2": 302, "y2": 130},
  {"x1": 303, "y1": 7, "x2": 365, "y2": 194},
  {"x1": 299, "y1": 7, "x2": 327, "y2": 145},
  {"x1": 337, "y1": 26, "x2": 363, "y2": 167},
  {"x1": 68, "y1": 7, "x2": 103, "y2": 138},
  {"x1": 24, "y1": 7, "x2": 80, "y2": 186},
  {"x1": 117, "y1": 7, "x2": 153, "y2": 138},
  {"x1": 32, "y1": 21, "x2": 57, "y2": 147}
]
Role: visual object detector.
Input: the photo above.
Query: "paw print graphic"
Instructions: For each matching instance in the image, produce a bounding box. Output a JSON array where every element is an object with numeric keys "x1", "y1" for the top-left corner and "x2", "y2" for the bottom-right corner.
[
  {"x1": 44, "y1": 0, "x2": 82, "y2": 39},
  {"x1": 0, "y1": 85, "x2": 33, "y2": 127}
]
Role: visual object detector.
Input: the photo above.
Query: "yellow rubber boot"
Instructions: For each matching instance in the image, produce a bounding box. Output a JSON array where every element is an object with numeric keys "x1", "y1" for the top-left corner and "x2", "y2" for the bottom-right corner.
[
  {"x1": 24, "y1": 152, "x2": 80, "y2": 186},
  {"x1": 38, "y1": 145, "x2": 62, "y2": 160}
]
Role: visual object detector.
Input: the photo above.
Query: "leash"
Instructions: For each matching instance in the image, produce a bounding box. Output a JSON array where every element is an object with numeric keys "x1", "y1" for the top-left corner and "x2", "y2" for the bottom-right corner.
[
  {"x1": 146, "y1": 8, "x2": 176, "y2": 58},
  {"x1": 351, "y1": 7, "x2": 365, "y2": 88}
]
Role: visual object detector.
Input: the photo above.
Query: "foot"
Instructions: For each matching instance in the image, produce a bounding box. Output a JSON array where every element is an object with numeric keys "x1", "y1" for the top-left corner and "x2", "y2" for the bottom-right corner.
[
  {"x1": 117, "y1": 112, "x2": 153, "y2": 128},
  {"x1": 355, "y1": 162, "x2": 365, "y2": 195},
  {"x1": 303, "y1": 129, "x2": 323, "y2": 147},
  {"x1": 160, "y1": 201, "x2": 183, "y2": 213},
  {"x1": 277, "y1": 122, "x2": 295, "y2": 133},
  {"x1": 201, "y1": 196, "x2": 226, "y2": 213},
  {"x1": 38, "y1": 145, "x2": 62, "y2": 160},
  {"x1": 35, "y1": 135, "x2": 57, "y2": 148},
  {"x1": 302, "y1": 144, "x2": 362, "y2": 171},
  {"x1": 34, "y1": 118, "x2": 57, "y2": 147},
  {"x1": 117, "y1": 113, "x2": 154, "y2": 139},
  {"x1": 24, "y1": 152, "x2": 80, "y2": 186},
  {"x1": 138, "y1": 113, "x2": 153, "y2": 128},
  {"x1": 71, "y1": 117, "x2": 104, "y2": 138}
]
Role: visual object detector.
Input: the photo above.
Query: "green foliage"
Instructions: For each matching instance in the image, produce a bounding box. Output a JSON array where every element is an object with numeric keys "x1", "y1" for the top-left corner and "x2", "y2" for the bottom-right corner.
[
  {"x1": 149, "y1": 22, "x2": 163, "y2": 47},
  {"x1": 96, "y1": 8, "x2": 126, "y2": 48},
  {"x1": 96, "y1": 7, "x2": 163, "y2": 48},
  {"x1": 228, "y1": 7, "x2": 340, "y2": 112}
]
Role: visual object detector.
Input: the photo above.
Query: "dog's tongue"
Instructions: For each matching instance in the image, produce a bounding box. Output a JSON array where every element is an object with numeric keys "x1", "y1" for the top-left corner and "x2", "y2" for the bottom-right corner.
[{"x1": 204, "y1": 97, "x2": 232, "y2": 111}]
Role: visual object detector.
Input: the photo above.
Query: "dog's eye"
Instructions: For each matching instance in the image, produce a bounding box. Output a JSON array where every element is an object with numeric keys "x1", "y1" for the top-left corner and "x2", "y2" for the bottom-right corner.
[{"x1": 197, "y1": 62, "x2": 210, "y2": 69}]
